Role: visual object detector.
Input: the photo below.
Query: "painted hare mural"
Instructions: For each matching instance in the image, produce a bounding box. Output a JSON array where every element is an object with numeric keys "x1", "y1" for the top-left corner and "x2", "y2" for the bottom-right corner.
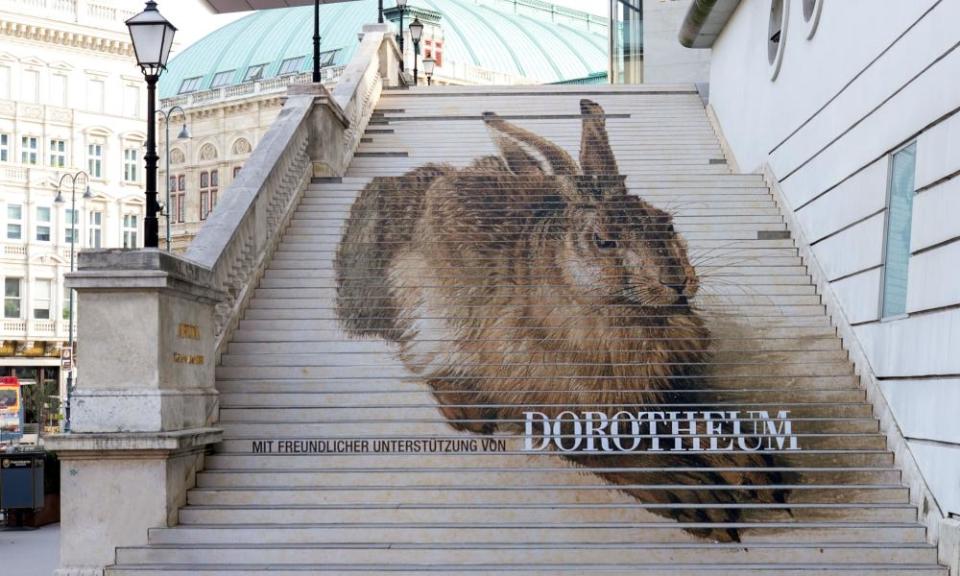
[{"x1": 335, "y1": 100, "x2": 786, "y2": 542}]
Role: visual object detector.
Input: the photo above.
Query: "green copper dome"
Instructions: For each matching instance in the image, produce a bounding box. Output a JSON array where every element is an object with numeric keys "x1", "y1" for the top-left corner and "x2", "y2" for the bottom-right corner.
[{"x1": 159, "y1": 0, "x2": 608, "y2": 99}]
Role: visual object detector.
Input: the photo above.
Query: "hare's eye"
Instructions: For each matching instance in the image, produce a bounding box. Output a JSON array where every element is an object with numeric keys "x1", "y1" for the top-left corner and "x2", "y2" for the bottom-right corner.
[{"x1": 594, "y1": 233, "x2": 617, "y2": 250}]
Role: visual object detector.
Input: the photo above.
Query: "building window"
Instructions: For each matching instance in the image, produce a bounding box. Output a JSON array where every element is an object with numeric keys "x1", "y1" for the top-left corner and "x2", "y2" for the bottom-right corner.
[
  {"x1": 7, "y1": 204, "x2": 22, "y2": 240},
  {"x1": 62, "y1": 286, "x2": 71, "y2": 320},
  {"x1": 65, "y1": 208, "x2": 79, "y2": 244},
  {"x1": 87, "y1": 78, "x2": 105, "y2": 113},
  {"x1": 0, "y1": 65, "x2": 10, "y2": 99},
  {"x1": 178, "y1": 76, "x2": 204, "y2": 94},
  {"x1": 0, "y1": 134, "x2": 8, "y2": 162},
  {"x1": 124, "y1": 148, "x2": 140, "y2": 182},
  {"x1": 50, "y1": 74, "x2": 68, "y2": 107},
  {"x1": 233, "y1": 165, "x2": 243, "y2": 179},
  {"x1": 33, "y1": 279, "x2": 51, "y2": 320},
  {"x1": 211, "y1": 70, "x2": 236, "y2": 88},
  {"x1": 123, "y1": 214, "x2": 138, "y2": 248},
  {"x1": 88, "y1": 144, "x2": 103, "y2": 178},
  {"x1": 199, "y1": 170, "x2": 218, "y2": 220},
  {"x1": 124, "y1": 84, "x2": 140, "y2": 118},
  {"x1": 320, "y1": 50, "x2": 339, "y2": 67},
  {"x1": 36, "y1": 206, "x2": 51, "y2": 242},
  {"x1": 278, "y1": 56, "x2": 305, "y2": 76},
  {"x1": 767, "y1": 0, "x2": 789, "y2": 80},
  {"x1": 50, "y1": 139, "x2": 66, "y2": 168},
  {"x1": 170, "y1": 174, "x2": 185, "y2": 224},
  {"x1": 22, "y1": 70, "x2": 39, "y2": 103},
  {"x1": 244, "y1": 64, "x2": 267, "y2": 82},
  {"x1": 4, "y1": 278, "x2": 21, "y2": 319},
  {"x1": 21, "y1": 136, "x2": 39, "y2": 165},
  {"x1": 88, "y1": 210, "x2": 102, "y2": 249},
  {"x1": 881, "y1": 143, "x2": 917, "y2": 318}
]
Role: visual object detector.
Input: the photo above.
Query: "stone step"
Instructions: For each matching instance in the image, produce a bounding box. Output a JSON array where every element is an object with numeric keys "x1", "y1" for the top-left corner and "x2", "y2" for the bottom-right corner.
[
  {"x1": 215, "y1": 434, "x2": 884, "y2": 452},
  {"x1": 217, "y1": 351, "x2": 851, "y2": 369},
  {"x1": 261, "y1": 268, "x2": 814, "y2": 285},
  {"x1": 280, "y1": 230, "x2": 788, "y2": 241},
  {"x1": 213, "y1": 416, "x2": 876, "y2": 436},
  {"x1": 296, "y1": 205, "x2": 782, "y2": 217},
  {"x1": 185, "y1": 483, "x2": 906, "y2": 506},
  {"x1": 216, "y1": 384, "x2": 860, "y2": 404},
  {"x1": 214, "y1": 362, "x2": 852, "y2": 380},
  {"x1": 175, "y1": 504, "x2": 917, "y2": 525},
  {"x1": 228, "y1": 329, "x2": 841, "y2": 354},
  {"x1": 217, "y1": 397, "x2": 868, "y2": 416},
  {"x1": 143, "y1": 523, "x2": 928, "y2": 547},
  {"x1": 106, "y1": 563, "x2": 947, "y2": 576},
  {"x1": 195, "y1": 467, "x2": 900, "y2": 488},
  {"x1": 215, "y1": 376, "x2": 858, "y2": 393},
  {"x1": 203, "y1": 451, "x2": 894, "y2": 469},
  {"x1": 226, "y1": 346, "x2": 847, "y2": 364},
  {"x1": 232, "y1": 317, "x2": 834, "y2": 334},
  {"x1": 114, "y1": 541, "x2": 938, "y2": 567},
  {"x1": 249, "y1": 302, "x2": 826, "y2": 316},
  {"x1": 304, "y1": 186, "x2": 774, "y2": 196}
]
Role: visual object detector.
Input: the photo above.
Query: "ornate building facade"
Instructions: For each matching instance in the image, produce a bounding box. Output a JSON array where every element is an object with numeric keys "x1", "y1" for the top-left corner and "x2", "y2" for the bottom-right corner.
[{"x1": 0, "y1": 0, "x2": 146, "y2": 432}]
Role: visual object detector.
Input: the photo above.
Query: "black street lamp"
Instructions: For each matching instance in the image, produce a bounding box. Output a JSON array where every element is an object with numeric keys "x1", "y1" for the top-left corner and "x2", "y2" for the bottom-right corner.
[
  {"x1": 423, "y1": 57, "x2": 436, "y2": 86},
  {"x1": 396, "y1": 0, "x2": 408, "y2": 71},
  {"x1": 157, "y1": 106, "x2": 191, "y2": 251},
  {"x1": 125, "y1": 1, "x2": 176, "y2": 249},
  {"x1": 378, "y1": 0, "x2": 384, "y2": 24},
  {"x1": 55, "y1": 171, "x2": 92, "y2": 433},
  {"x1": 409, "y1": 17, "x2": 424, "y2": 86},
  {"x1": 313, "y1": 0, "x2": 322, "y2": 82}
]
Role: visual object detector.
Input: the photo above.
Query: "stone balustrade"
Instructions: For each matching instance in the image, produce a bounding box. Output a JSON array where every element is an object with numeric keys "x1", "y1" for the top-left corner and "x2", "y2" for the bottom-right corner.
[{"x1": 45, "y1": 23, "x2": 402, "y2": 576}]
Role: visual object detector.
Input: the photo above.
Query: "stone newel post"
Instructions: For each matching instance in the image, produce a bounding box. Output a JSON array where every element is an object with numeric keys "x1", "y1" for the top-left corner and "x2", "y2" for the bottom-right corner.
[{"x1": 46, "y1": 250, "x2": 224, "y2": 576}]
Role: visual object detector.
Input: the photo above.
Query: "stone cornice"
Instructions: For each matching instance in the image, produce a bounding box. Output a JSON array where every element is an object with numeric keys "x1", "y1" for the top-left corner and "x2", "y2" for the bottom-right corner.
[{"x1": 0, "y1": 18, "x2": 134, "y2": 58}]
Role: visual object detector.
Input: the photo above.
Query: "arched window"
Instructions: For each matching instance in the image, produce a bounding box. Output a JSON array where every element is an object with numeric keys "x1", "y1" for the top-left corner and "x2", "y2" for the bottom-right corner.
[
  {"x1": 198, "y1": 143, "x2": 218, "y2": 163},
  {"x1": 231, "y1": 138, "x2": 252, "y2": 156}
]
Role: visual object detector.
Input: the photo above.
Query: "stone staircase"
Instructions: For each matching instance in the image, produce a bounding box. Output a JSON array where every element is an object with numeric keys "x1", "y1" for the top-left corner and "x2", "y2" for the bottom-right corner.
[{"x1": 107, "y1": 85, "x2": 947, "y2": 574}]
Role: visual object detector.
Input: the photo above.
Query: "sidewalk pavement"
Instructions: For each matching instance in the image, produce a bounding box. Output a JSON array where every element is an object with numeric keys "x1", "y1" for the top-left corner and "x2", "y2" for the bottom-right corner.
[{"x1": 1, "y1": 523, "x2": 60, "y2": 576}]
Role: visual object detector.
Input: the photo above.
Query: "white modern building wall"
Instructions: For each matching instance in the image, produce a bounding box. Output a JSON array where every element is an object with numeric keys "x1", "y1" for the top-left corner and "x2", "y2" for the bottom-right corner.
[
  {"x1": 641, "y1": 0, "x2": 711, "y2": 84},
  {"x1": 0, "y1": 0, "x2": 146, "y2": 419},
  {"x1": 702, "y1": 0, "x2": 960, "y2": 515}
]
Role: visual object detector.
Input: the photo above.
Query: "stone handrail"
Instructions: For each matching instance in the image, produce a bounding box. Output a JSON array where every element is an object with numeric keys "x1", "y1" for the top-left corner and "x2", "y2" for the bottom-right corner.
[
  {"x1": 331, "y1": 24, "x2": 402, "y2": 172},
  {"x1": 183, "y1": 93, "x2": 313, "y2": 351},
  {"x1": 185, "y1": 23, "x2": 400, "y2": 352}
]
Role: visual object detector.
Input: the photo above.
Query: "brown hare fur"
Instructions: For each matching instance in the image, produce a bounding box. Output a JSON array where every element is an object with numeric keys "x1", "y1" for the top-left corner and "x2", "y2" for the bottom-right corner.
[{"x1": 336, "y1": 99, "x2": 787, "y2": 542}]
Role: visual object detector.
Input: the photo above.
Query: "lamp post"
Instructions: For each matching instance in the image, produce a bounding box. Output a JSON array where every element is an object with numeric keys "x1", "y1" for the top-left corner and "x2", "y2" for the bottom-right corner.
[
  {"x1": 396, "y1": 0, "x2": 408, "y2": 71},
  {"x1": 55, "y1": 171, "x2": 92, "y2": 433},
  {"x1": 157, "y1": 106, "x2": 191, "y2": 252},
  {"x1": 313, "y1": 0, "x2": 322, "y2": 82},
  {"x1": 409, "y1": 17, "x2": 424, "y2": 86},
  {"x1": 423, "y1": 56, "x2": 435, "y2": 86},
  {"x1": 378, "y1": 0, "x2": 384, "y2": 24},
  {"x1": 126, "y1": 1, "x2": 177, "y2": 249}
]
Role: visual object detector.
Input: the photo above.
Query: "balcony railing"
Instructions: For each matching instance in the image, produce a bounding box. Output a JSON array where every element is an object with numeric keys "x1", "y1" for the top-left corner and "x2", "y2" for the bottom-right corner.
[
  {"x1": 0, "y1": 242, "x2": 91, "y2": 263},
  {"x1": 0, "y1": 318, "x2": 74, "y2": 340}
]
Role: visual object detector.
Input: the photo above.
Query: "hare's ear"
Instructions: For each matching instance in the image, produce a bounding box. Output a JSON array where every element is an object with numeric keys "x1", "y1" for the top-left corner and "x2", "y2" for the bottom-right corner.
[
  {"x1": 483, "y1": 112, "x2": 578, "y2": 176},
  {"x1": 579, "y1": 99, "x2": 620, "y2": 177}
]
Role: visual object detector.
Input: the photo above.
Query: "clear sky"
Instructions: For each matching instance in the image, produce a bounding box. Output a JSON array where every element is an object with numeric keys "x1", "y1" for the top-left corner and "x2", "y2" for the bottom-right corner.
[{"x1": 154, "y1": 0, "x2": 608, "y2": 55}]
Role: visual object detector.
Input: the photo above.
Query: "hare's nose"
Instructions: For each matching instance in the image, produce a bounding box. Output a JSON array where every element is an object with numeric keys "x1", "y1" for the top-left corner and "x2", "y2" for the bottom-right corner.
[{"x1": 666, "y1": 283, "x2": 686, "y2": 296}]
